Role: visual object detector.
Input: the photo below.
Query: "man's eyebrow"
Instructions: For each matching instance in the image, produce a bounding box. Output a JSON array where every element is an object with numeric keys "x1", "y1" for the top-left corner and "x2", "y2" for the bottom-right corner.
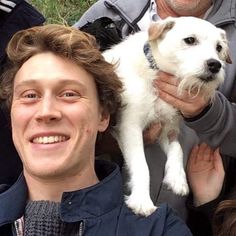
[
  {"x1": 14, "y1": 79, "x2": 88, "y2": 90},
  {"x1": 14, "y1": 80, "x2": 39, "y2": 92}
]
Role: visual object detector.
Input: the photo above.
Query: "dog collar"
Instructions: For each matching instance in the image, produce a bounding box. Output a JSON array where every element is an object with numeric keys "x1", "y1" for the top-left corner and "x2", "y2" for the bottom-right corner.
[{"x1": 143, "y1": 42, "x2": 159, "y2": 70}]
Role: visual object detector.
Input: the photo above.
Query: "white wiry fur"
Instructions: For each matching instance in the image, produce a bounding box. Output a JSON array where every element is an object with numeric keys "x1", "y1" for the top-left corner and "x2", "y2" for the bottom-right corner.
[{"x1": 103, "y1": 16, "x2": 231, "y2": 216}]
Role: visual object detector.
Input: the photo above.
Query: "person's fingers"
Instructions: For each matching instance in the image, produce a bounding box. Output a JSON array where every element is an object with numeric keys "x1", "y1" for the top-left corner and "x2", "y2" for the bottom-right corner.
[
  {"x1": 155, "y1": 73, "x2": 198, "y2": 101},
  {"x1": 157, "y1": 87, "x2": 206, "y2": 118},
  {"x1": 202, "y1": 144, "x2": 212, "y2": 162},
  {"x1": 214, "y1": 148, "x2": 225, "y2": 175},
  {"x1": 209, "y1": 148, "x2": 215, "y2": 161},
  {"x1": 195, "y1": 143, "x2": 208, "y2": 162},
  {"x1": 187, "y1": 145, "x2": 199, "y2": 170},
  {"x1": 157, "y1": 89, "x2": 186, "y2": 109},
  {"x1": 156, "y1": 71, "x2": 179, "y2": 86},
  {"x1": 154, "y1": 72, "x2": 210, "y2": 118},
  {"x1": 155, "y1": 79, "x2": 181, "y2": 99}
]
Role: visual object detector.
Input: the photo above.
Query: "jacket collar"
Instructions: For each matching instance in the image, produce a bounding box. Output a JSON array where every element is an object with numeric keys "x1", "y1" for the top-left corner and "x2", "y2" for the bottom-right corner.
[
  {"x1": 0, "y1": 174, "x2": 27, "y2": 226},
  {"x1": 60, "y1": 160, "x2": 123, "y2": 222},
  {"x1": 0, "y1": 160, "x2": 123, "y2": 226}
]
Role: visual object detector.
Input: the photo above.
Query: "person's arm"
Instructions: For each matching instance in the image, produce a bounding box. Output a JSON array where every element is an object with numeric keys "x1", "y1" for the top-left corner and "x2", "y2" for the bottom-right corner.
[
  {"x1": 155, "y1": 72, "x2": 236, "y2": 157},
  {"x1": 185, "y1": 92, "x2": 236, "y2": 157}
]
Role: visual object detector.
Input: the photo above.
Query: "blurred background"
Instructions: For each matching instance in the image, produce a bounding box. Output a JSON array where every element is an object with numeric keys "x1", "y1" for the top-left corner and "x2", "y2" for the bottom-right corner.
[{"x1": 30, "y1": 0, "x2": 96, "y2": 25}]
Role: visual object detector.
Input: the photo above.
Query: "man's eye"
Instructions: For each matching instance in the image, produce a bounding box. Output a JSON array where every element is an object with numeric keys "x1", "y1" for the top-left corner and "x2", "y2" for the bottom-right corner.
[
  {"x1": 61, "y1": 91, "x2": 81, "y2": 98},
  {"x1": 63, "y1": 92, "x2": 76, "y2": 97},
  {"x1": 22, "y1": 91, "x2": 38, "y2": 99},
  {"x1": 25, "y1": 93, "x2": 37, "y2": 98}
]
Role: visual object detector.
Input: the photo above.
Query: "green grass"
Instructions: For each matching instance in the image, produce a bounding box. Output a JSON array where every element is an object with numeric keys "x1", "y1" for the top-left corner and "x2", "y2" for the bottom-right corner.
[{"x1": 30, "y1": 0, "x2": 96, "y2": 26}]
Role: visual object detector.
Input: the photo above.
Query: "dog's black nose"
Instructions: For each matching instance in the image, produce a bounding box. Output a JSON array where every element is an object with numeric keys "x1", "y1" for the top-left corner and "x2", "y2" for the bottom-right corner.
[{"x1": 207, "y1": 59, "x2": 222, "y2": 73}]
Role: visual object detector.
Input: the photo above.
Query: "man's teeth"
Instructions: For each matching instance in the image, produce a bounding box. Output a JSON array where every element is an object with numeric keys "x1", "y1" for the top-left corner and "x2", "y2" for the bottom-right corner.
[{"x1": 32, "y1": 136, "x2": 67, "y2": 144}]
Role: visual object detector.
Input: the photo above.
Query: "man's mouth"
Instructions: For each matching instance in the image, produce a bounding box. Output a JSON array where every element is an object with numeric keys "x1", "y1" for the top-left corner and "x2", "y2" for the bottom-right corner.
[{"x1": 32, "y1": 135, "x2": 69, "y2": 144}]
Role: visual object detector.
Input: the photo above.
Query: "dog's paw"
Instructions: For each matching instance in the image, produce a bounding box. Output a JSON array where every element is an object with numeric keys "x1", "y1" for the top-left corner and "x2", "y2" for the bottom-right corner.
[
  {"x1": 163, "y1": 168, "x2": 189, "y2": 196},
  {"x1": 125, "y1": 194, "x2": 157, "y2": 217}
]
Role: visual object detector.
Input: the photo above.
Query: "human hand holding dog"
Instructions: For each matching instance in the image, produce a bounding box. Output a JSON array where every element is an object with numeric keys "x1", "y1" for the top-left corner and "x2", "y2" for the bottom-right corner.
[
  {"x1": 154, "y1": 72, "x2": 210, "y2": 118},
  {"x1": 187, "y1": 143, "x2": 225, "y2": 207}
]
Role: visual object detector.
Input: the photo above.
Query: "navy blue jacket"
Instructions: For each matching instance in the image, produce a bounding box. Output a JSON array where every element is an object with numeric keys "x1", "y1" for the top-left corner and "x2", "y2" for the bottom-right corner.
[
  {"x1": 0, "y1": 160, "x2": 192, "y2": 236},
  {"x1": 0, "y1": 0, "x2": 45, "y2": 185}
]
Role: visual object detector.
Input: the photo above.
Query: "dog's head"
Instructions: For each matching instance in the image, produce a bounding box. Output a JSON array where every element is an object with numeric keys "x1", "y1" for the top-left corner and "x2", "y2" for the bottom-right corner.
[{"x1": 148, "y1": 16, "x2": 232, "y2": 99}]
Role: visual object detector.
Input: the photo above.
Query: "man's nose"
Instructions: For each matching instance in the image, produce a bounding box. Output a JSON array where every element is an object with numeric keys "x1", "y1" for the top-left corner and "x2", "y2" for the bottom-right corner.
[{"x1": 35, "y1": 98, "x2": 62, "y2": 123}]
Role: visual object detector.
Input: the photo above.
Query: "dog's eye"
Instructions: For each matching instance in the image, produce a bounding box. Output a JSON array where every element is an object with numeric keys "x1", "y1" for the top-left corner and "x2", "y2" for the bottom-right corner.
[
  {"x1": 216, "y1": 44, "x2": 222, "y2": 52},
  {"x1": 183, "y1": 37, "x2": 196, "y2": 45}
]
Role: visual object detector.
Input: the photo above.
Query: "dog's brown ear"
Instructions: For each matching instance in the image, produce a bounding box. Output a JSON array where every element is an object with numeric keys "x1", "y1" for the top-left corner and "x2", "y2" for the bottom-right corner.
[
  {"x1": 220, "y1": 31, "x2": 232, "y2": 64},
  {"x1": 226, "y1": 52, "x2": 232, "y2": 64},
  {"x1": 148, "y1": 20, "x2": 175, "y2": 41}
]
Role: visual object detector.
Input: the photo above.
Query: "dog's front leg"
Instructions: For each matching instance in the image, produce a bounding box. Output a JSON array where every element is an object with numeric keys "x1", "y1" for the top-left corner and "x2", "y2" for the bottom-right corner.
[
  {"x1": 116, "y1": 115, "x2": 157, "y2": 216},
  {"x1": 159, "y1": 127, "x2": 189, "y2": 196}
]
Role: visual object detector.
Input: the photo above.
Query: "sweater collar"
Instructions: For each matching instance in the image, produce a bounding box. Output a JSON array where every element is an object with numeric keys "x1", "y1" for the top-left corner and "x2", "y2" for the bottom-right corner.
[{"x1": 0, "y1": 160, "x2": 123, "y2": 225}]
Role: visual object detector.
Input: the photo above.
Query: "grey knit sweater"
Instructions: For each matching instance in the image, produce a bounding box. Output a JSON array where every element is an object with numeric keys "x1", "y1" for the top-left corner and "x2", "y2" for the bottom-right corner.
[{"x1": 24, "y1": 201, "x2": 81, "y2": 236}]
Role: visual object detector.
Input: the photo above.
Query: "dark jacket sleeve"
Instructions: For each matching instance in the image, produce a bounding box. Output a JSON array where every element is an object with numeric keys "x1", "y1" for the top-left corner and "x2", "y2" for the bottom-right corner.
[{"x1": 186, "y1": 194, "x2": 221, "y2": 236}]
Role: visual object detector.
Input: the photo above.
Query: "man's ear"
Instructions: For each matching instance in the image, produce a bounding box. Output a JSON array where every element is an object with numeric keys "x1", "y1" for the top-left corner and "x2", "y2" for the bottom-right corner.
[{"x1": 98, "y1": 108, "x2": 110, "y2": 132}]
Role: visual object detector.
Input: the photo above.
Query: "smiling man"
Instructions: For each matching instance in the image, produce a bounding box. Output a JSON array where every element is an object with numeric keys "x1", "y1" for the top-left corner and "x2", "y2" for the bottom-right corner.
[
  {"x1": 11, "y1": 52, "x2": 106, "y2": 199},
  {"x1": 0, "y1": 25, "x2": 192, "y2": 236}
]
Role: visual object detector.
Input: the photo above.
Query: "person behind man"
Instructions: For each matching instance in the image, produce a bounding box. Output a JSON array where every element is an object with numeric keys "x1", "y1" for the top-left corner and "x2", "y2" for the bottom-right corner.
[
  {"x1": 0, "y1": 24, "x2": 192, "y2": 235},
  {"x1": 0, "y1": 0, "x2": 45, "y2": 185},
  {"x1": 74, "y1": 0, "x2": 236, "y2": 220}
]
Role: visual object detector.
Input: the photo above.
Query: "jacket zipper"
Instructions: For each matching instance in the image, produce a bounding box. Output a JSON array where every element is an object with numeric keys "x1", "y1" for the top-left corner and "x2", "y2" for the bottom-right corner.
[
  {"x1": 13, "y1": 217, "x2": 24, "y2": 236},
  {"x1": 79, "y1": 221, "x2": 84, "y2": 236}
]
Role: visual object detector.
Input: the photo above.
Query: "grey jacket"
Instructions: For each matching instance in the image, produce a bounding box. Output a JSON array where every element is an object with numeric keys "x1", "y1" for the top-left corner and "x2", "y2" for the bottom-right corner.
[{"x1": 74, "y1": 0, "x2": 236, "y2": 220}]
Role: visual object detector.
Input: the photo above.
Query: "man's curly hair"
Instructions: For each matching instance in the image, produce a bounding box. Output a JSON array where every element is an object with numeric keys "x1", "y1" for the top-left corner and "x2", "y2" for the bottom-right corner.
[{"x1": 0, "y1": 24, "x2": 123, "y2": 128}]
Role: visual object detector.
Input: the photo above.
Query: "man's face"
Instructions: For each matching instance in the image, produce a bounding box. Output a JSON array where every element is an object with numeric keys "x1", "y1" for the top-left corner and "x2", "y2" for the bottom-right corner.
[{"x1": 11, "y1": 52, "x2": 109, "y2": 180}]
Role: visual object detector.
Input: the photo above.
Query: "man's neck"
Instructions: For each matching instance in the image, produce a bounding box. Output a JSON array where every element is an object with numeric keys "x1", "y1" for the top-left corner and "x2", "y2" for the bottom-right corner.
[{"x1": 24, "y1": 168, "x2": 99, "y2": 202}]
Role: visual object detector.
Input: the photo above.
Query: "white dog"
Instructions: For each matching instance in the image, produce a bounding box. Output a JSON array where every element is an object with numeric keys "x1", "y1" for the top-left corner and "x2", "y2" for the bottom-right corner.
[{"x1": 103, "y1": 16, "x2": 231, "y2": 216}]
